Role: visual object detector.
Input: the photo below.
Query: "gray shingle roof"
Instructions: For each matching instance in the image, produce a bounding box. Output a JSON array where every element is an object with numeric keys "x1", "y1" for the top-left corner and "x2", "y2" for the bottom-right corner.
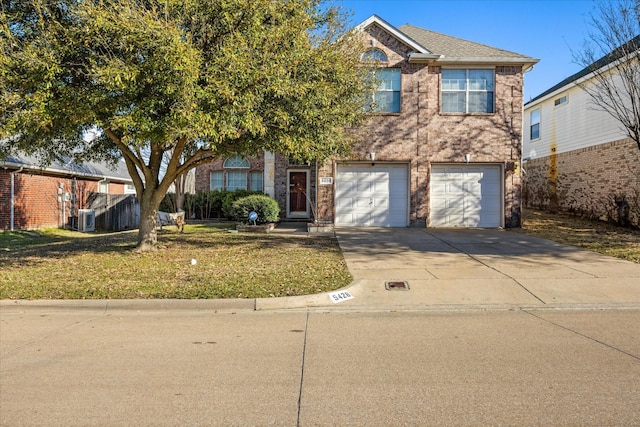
[
  {"x1": 398, "y1": 23, "x2": 537, "y2": 63},
  {"x1": 2, "y1": 153, "x2": 133, "y2": 182}
]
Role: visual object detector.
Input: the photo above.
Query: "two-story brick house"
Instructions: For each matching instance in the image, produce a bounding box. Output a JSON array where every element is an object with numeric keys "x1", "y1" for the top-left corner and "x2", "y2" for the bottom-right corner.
[{"x1": 195, "y1": 15, "x2": 538, "y2": 228}]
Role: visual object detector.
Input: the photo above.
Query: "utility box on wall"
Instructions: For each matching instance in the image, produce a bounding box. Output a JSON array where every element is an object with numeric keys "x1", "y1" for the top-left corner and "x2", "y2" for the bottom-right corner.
[{"x1": 78, "y1": 209, "x2": 95, "y2": 232}]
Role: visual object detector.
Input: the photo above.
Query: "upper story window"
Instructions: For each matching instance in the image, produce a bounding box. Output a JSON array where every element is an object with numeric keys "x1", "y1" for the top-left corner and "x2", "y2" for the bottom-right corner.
[
  {"x1": 441, "y1": 69, "x2": 494, "y2": 114},
  {"x1": 530, "y1": 109, "x2": 541, "y2": 140},
  {"x1": 361, "y1": 48, "x2": 388, "y2": 62},
  {"x1": 554, "y1": 95, "x2": 567, "y2": 107},
  {"x1": 361, "y1": 48, "x2": 401, "y2": 113},
  {"x1": 366, "y1": 68, "x2": 401, "y2": 113}
]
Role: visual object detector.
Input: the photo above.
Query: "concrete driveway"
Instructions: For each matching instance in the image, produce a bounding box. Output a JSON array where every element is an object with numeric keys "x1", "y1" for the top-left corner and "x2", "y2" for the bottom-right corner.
[{"x1": 323, "y1": 227, "x2": 640, "y2": 310}]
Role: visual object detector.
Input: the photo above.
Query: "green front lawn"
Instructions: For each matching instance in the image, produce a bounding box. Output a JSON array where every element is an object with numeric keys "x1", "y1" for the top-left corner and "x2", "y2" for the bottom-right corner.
[{"x1": 0, "y1": 224, "x2": 351, "y2": 299}]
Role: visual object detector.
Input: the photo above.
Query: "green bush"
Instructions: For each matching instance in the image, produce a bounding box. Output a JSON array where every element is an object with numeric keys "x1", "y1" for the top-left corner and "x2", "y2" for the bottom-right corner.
[
  {"x1": 221, "y1": 190, "x2": 262, "y2": 218},
  {"x1": 161, "y1": 190, "x2": 265, "y2": 219},
  {"x1": 231, "y1": 195, "x2": 280, "y2": 224}
]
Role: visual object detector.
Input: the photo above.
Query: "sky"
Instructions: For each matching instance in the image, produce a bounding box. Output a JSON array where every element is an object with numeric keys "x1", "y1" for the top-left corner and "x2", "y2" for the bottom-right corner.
[{"x1": 337, "y1": 0, "x2": 599, "y2": 102}]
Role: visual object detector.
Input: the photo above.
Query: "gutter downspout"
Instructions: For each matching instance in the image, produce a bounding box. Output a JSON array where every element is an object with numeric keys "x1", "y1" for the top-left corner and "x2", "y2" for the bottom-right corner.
[{"x1": 10, "y1": 167, "x2": 24, "y2": 231}]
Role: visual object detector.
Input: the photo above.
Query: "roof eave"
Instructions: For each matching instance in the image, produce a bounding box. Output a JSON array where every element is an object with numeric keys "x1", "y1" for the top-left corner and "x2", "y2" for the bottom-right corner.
[
  {"x1": 410, "y1": 55, "x2": 539, "y2": 70},
  {"x1": 1, "y1": 160, "x2": 132, "y2": 183}
]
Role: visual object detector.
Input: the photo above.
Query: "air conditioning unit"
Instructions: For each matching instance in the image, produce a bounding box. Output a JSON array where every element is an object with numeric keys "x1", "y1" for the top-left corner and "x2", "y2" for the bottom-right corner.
[{"x1": 78, "y1": 209, "x2": 95, "y2": 232}]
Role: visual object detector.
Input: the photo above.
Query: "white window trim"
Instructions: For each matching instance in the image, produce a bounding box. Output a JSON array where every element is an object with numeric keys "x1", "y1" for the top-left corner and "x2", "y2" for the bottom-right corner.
[{"x1": 441, "y1": 67, "x2": 495, "y2": 114}]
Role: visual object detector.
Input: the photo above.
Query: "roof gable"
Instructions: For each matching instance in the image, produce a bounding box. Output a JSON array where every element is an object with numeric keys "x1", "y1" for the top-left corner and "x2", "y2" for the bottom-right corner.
[
  {"x1": 356, "y1": 15, "x2": 433, "y2": 54},
  {"x1": 355, "y1": 15, "x2": 538, "y2": 68}
]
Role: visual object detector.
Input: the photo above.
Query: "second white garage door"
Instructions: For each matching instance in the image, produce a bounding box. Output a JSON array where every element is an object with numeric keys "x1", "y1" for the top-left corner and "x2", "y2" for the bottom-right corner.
[
  {"x1": 430, "y1": 164, "x2": 502, "y2": 227},
  {"x1": 335, "y1": 164, "x2": 408, "y2": 227}
]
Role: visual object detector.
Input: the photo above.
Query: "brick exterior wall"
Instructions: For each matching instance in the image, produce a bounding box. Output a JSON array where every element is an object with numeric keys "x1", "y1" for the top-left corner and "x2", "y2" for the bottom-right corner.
[
  {"x1": 193, "y1": 23, "x2": 526, "y2": 227},
  {"x1": 320, "y1": 24, "x2": 524, "y2": 228},
  {"x1": 0, "y1": 169, "x2": 126, "y2": 230},
  {"x1": 194, "y1": 155, "x2": 264, "y2": 191},
  {"x1": 523, "y1": 137, "x2": 640, "y2": 227}
]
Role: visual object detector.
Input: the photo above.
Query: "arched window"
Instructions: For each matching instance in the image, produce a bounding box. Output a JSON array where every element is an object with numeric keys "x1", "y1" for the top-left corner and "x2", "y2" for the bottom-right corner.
[
  {"x1": 210, "y1": 155, "x2": 262, "y2": 192},
  {"x1": 361, "y1": 48, "x2": 387, "y2": 62},
  {"x1": 223, "y1": 156, "x2": 249, "y2": 168}
]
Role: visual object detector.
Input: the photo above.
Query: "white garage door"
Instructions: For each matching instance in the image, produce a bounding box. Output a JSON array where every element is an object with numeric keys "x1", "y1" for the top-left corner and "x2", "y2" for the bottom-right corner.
[
  {"x1": 335, "y1": 164, "x2": 408, "y2": 227},
  {"x1": 430, "y1": 165, "x2": 502, "y2": 227}
]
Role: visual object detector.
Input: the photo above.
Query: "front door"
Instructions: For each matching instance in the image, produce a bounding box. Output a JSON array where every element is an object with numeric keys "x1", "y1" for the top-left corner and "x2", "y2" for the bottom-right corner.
[{"x1": 288, "y1": 171, "x2": 308, "y2": 217}]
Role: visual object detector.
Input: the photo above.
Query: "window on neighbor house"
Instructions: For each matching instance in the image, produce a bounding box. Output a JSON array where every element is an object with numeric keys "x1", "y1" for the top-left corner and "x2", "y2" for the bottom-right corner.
[
  {"x1": 441, "y1": 69, "x2": 494, "y2": 113},
  {"x1": 98, "y1": 180, "x2": 109, "y2": 194},
  {"x1": 554, "y1": 95, "x2": 567, "y2": 106},
  {"x1": 530, "y1": 109, "x2": 541, "y2": 140},
  {"x1": 209, "y1": 156, "x2": 263, "y2": 192},
  {"x1": 361, "y1": 48, "x2": 401, "y2": 113}
]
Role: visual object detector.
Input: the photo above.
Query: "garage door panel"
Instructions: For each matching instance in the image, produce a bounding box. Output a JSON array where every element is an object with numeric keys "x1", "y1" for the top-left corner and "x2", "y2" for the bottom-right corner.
[
  {"x1": 430, "y1": 165, "x2": 502, "y2": 228},
  {"x1": 336, "y1": 164, "x2": 408, "y2": 227}
]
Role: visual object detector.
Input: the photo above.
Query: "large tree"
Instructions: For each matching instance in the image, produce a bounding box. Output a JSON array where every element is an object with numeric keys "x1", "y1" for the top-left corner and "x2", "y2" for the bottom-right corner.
[
  {"x1": 573, "y1": 0, "x2": 640, "y2": 152},
  {"x1": 1, "y1": 0, "x2": 371, "y2": 251}
]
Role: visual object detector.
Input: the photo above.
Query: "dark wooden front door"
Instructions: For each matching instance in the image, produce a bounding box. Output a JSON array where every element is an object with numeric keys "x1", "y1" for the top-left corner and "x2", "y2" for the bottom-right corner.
[{"x1": 289, "y1": 172, "x2": 307, "y2": 213}]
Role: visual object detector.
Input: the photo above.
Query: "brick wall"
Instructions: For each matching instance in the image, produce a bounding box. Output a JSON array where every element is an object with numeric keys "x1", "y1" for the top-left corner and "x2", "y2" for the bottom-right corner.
[
  {"x1": 194, "y1": 155, "x2": 264, "y2": 193},
  {"x1": 523, "y1": 137, "x2": 640, "y2": 227},
  {"x1": 1, "y1": 169, "x2": 101, "y2": 230},
  {"x1": 319, "y1": 24, "x2": 524, "y2": 227},
  {"x1": 192, "y1": 24, "x2": 526, "y2": 227}
]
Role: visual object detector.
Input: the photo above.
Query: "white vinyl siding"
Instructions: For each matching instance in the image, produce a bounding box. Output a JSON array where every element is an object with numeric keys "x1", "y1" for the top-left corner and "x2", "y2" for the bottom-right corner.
[{"x1": 523, "y1": 75, "x2": 628, "y2": 160}]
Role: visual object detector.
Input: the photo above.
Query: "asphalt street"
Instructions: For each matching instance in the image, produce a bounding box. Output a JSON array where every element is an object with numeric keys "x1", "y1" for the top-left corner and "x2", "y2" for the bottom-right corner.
[{"x1": 1, "y1": 305, "x2": 639, "y2": 426}]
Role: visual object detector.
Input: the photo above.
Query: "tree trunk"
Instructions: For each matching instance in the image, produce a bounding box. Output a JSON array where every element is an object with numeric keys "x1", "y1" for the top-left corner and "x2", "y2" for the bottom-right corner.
[
  {"x1": 135, "y1": 189, "x2": 164, "y2": 252},
  {"x1": 174, "y1": 174, "x2": 185, "y2": 212}
]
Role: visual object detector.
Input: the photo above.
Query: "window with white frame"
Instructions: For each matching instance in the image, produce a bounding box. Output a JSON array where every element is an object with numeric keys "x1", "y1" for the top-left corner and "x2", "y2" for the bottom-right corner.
[
  {"x1": 361, "y1": 48, "x2": 401, "y2": 113},
  {"x1": 223, "y1": 156, "x2": 250, "y2": 168},
  {"x1": 209, "y1": 156, "x2": 263, "y2": 192},
  {"x1": 361, "y1": 48, "x2": 388, "y2": 62},
  {"x1": 530, "y1": 109, "x2": 541, "y2": 140},
  {"x1": 441, "y1": 69, "x2": 494, "y2": 113},
  {"x1": 210, "y1": 171, "x2": 223, "y2": 190},
  {"x1": 98, "y1": 180, "x2": 109, "y2": 193},
  {"x1": 249, "y1": 171, "x2": 263, "y2": 191},
  {"x1": 367, "y1": 68, "x2": 401, "y2": 113},
  {"x1": 554, "y1": 95, "x2": 567, "y2": 106}
]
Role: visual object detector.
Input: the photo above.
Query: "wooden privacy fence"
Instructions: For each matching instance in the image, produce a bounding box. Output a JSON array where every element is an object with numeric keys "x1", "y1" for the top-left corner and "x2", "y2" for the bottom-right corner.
[{"x1": 86, "y1": 193, "x2": 139, "y2": 231}]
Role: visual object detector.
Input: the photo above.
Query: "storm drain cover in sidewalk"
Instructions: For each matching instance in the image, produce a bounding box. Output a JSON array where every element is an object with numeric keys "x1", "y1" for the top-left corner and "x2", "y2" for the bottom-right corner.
[{"x1": 385, "y1": 281, "x2": 409, "y2": 291}]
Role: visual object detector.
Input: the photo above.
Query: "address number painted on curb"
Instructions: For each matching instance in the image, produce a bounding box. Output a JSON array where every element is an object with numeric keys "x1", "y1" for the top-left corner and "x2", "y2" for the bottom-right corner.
[{"x1": 329, "y1": 290, "x2": 354, "y2": 303}]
